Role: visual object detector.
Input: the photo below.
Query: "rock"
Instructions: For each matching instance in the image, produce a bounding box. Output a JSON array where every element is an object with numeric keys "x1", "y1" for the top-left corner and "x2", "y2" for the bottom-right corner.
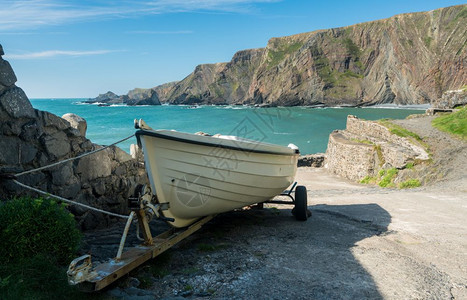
[
  {"x1": 432, "y1": 89, "x2": 467, "y2": 109},
  {"x1": 51, "y1": 163, "x2": 75, "y2": 185},
  {"x1": 113, "y1": 146, "x2": 132, "y2": 163},
  {"x1": 76, "y1": 148, "x2": 112, "y2": 181},
  {"x1": 0, "y1": 44, "x2": 4, "y2": 56},
  {"x1": 0, "y1": 136, "x2": 19, "y2": 165},
  {"x1": 42, "y1": 131, "x2": 71, "y2": 159},
  {"x1": 62, "y1": 113, "x2": 87, "y2": 136},
  {"x1": 19, "y1": 141, "x2": 38, "y2": 164},
  {"x1": 88, "y1": 91, "x2": 120, "y2": 104},
  {"x1": 87, "y1": 88, "x2": 162, "y2": 106},
  {"x1": 38, "y1": 110, "x2": 71, "y2": 132},
  {"x1": 0, "y1": 57, "x2": 17, "y2": 88},
  {"x1": 298, "y1": 154, "x2": 325, "y2": 167},
  {"x1": 0, "y1": 87, "x2": 34, "y2": 118}
]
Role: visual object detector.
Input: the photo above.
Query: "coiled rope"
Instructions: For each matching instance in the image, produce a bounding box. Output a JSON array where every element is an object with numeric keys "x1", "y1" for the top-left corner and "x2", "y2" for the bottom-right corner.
[{"x1": 3, "y1": 134, "x2": 136, "y2": 219}]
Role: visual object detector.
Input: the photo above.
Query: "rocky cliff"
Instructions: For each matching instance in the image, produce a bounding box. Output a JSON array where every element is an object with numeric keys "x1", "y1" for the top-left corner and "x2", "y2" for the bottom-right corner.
[
  {"x1": 0, "y1": 45, "x2": 148, "y2": 230},
  {"x1": 87, "y1": 86, "x2": 165, "y2": 105},
  {"x1": 142, "y1": 5, "x2": 465, "y2": 106}
]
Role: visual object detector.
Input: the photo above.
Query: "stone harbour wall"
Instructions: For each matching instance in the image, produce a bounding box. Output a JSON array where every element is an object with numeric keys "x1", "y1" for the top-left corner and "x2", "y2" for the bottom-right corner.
[
  {"x1": 325, "y1": 132, "x2": 378, "y2": 181},
  {"x1": 325, "y1": 115, "x2": 429, "y2": 182},
  {"x1": 0, "y1": 45, "x2": 148, "y2": 230}
]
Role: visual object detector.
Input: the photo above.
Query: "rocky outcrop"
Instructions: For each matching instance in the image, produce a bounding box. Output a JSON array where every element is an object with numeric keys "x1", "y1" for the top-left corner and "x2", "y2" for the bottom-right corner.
[
  {"x1": 132, "y1": 5, "x2": 465, "y2": 107},
  {"x1": 87, "y1": 87, "x2": 163, "y2": 106},
  {"x1": 0, "y1": 45, "x2": 148, "y2": 230},
  {"x1": 298, "y1": 154, "x2": 325, "y2": 167},
  {"x1": 325, "y1": 115, "x2": 430, "y2": 181},
  {"x1": 431, "y1": 88, "x2": 467, "y2": 109}
]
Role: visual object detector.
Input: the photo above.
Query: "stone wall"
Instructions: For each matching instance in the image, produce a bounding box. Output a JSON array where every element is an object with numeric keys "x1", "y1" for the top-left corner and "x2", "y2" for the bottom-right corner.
[
  {"x1": 325, "y1": 115, "x2": 429, "y2": 182},
  {"x1": 326, "y1": 132, "x2": 379, "y2": 181},
  {"x1": 0, "y1": 45, "x2": 148, "y2": 230}
]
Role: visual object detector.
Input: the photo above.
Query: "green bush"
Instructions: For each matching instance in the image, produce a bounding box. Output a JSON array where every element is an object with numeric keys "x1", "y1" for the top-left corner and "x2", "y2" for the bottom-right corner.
[
  {"x1": 0, "y1": 197, "x2": 81, "y2": 265},
  {"x1": 378, "y1": 168, "x2": 398, "y2": 188},
  {"x1": 399, "y1": 179, "x2": 421, "y2": 189}
]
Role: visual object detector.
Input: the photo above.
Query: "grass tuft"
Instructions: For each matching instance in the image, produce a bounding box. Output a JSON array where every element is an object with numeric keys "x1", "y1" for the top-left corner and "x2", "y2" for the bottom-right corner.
[
  {"x1": 432, "y1": 105, "x2": 467, "y2": 140},
  {"x1": 399, "y1": 179, "x2": 421, "y2": 189}
]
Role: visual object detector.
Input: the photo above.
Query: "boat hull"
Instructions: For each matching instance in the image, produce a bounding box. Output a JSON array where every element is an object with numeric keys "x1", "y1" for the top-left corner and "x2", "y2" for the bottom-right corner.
[{"x1": 137, "y1": 130, "x2": 299, "y2": 227}]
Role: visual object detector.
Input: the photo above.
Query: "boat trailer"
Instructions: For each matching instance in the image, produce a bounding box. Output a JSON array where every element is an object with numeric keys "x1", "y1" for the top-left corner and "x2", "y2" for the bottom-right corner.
[{"x1": 67, "y1": 182, "x2": 308, "y2": 291}]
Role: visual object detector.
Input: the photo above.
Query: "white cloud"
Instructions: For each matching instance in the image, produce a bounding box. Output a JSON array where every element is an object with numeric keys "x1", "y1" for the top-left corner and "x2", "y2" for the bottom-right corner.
[
  {"x1": 5, "y1": 49, "x2": 119, "y2": 59},
  {"x1": 125, "y1": 30, "x2": 193, "y2": 34},
  {"x1": 0, "y1": 0, "x2": 280, "y2": 30}
]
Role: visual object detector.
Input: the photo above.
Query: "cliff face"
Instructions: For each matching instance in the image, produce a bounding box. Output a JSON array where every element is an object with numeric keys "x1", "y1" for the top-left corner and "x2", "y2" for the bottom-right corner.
[{"x1": 157, "y1": 5, "x2": 466, "y2": 106}]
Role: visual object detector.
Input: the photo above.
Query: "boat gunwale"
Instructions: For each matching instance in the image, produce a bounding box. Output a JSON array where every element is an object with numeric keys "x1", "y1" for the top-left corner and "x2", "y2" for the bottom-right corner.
[{"x1": 135, "y1": 129, "x2": 300, "y2": 156}]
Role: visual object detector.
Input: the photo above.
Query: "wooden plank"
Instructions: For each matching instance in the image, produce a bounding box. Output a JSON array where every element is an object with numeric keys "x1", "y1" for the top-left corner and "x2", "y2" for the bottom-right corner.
[{"x1": 78, "y1": 215, "x2": 215, "y2": 292}]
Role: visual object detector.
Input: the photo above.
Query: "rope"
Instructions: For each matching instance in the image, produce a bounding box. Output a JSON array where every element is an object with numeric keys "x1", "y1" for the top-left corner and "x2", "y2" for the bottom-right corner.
[
  {"x1": 15, "y1": 134, "x2": 135, "y2": 177},
  {"x1": 5, "y1": 133, "x2": 137, "y2": 219},
  {"x1": 13, "y1": 179, "x2": 130, "y2": 219}
]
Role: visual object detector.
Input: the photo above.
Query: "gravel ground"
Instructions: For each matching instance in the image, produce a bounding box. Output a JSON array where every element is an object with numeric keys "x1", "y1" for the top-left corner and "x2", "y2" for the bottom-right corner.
[{"x1": 81, "y1": 114, "x2": 466, "y2": 299}]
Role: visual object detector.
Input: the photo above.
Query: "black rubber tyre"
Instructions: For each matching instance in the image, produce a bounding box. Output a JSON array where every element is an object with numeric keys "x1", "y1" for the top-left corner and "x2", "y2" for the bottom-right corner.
[{"x1": 293, "y1": 185, "x2": 308, "y2": 221}]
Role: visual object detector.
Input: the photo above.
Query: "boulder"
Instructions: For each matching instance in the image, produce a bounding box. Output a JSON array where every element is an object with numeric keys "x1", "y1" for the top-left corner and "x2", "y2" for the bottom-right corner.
[
  {"x1": 42, "y1": 131, "x2": 71, "y2": 159},
  {"x1": 0, "y1": 57, "x2": 17, "y2": 88},
  {"x1": 0, "y1": 87, "x2": 34, "y2": 118},
  {"x1": 76, "y1": 148, "x2": 112, "y2": 182},
  {"x1": 62, "y1": 113, "x2": 87, "y2": 136}
]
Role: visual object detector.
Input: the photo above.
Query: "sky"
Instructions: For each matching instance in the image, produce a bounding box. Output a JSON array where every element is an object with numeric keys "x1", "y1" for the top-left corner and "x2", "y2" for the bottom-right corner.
[{"x1": 1, "y1": 0, "x2": 465, "y2": 98}]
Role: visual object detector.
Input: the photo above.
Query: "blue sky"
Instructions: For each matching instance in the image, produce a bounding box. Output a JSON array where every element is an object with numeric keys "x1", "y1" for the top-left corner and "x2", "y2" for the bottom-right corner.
[{"x1": 1, "y1": 0, "x2": 465, "y2": 98}]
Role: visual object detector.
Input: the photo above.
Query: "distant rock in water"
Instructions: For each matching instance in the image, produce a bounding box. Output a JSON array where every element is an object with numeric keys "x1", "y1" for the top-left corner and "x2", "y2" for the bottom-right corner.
[
  {"x1": 94, "y1": 4, "x2": 466, "y2": 107},
  {"x1": 86, "y1": 87, "x2": 163, "y2": 106}
]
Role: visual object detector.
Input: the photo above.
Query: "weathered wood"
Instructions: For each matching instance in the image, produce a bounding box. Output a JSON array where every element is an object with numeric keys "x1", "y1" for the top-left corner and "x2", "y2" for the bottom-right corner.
[{"x1": 77, "y1": 215, "x2": 214, "y2": 292}]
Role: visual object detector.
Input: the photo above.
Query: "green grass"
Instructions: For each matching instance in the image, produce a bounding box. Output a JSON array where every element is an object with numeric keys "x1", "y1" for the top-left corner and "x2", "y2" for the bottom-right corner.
[
  {"x1": 378, "y1": 168, "x2": 398, "y2": 188},
  {"x1": 432, "y1": 105, "x2": 467, "y2": 140},
  {"x1": 360, "y1": 168, "x2": 399, "y2": 188},
  {"x1": 344, "y1": 38, "x2": 361, "y2": 57},
  {"x1": 379, "y1": 119, "x2": 423, "y2": 142},
  {"x1": 360, "y1": 175, "x2": 377, "y2": 184},
  {"x1": 351, "y1": 139, "x2": 374, "y2": 145},
  {"x1": 399, "y1": 179, "x2": 421, "y2": 189},
  {"x1": 268, "y1": 41, "x2": 303, "y2": 68}
]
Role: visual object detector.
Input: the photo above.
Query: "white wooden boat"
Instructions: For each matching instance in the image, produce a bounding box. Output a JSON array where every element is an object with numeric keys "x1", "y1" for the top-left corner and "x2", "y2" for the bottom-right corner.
[
  {"x1": 135, "y1": 119, "x2": 301, "y2": 227},
  {"x1": 66, "y1": 119, "x2": 308, "y2": 291}
]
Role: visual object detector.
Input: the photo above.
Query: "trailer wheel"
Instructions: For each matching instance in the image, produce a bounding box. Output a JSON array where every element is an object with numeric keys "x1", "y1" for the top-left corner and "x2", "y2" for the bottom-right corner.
[{"x1": 293, "y1": 185, "x2": 308, "y2": 221}]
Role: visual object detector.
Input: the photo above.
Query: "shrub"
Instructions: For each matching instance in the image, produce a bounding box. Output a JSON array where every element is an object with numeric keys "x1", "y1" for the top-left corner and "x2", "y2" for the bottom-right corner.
[
  {"x1": 378, "y1": 168, "x2": 398, "y2": 188},
  {"x1": 0, "y1": 197, "x2": 81, "y2": 265},
  {"x1": 399, "y1": 179, "x2": 421, "y2": 189}
]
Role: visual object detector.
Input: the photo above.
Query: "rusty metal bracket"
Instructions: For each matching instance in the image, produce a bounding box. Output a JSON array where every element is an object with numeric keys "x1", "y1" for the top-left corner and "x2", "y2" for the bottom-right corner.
[{"x1": 67, "y1": 254, "x2": 98, "y2": 285}]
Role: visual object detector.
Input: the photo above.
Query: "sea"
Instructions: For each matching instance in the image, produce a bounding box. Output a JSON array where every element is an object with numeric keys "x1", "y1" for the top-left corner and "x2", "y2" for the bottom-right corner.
[{"x1": 30, "y1": 99, "x2": 428, "y2": 155}]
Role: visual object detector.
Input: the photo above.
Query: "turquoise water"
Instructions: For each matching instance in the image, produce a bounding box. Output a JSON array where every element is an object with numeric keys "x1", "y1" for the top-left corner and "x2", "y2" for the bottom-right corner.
[{"x1": 30, "y1": 99, "x2": 425, "y2": 154}]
